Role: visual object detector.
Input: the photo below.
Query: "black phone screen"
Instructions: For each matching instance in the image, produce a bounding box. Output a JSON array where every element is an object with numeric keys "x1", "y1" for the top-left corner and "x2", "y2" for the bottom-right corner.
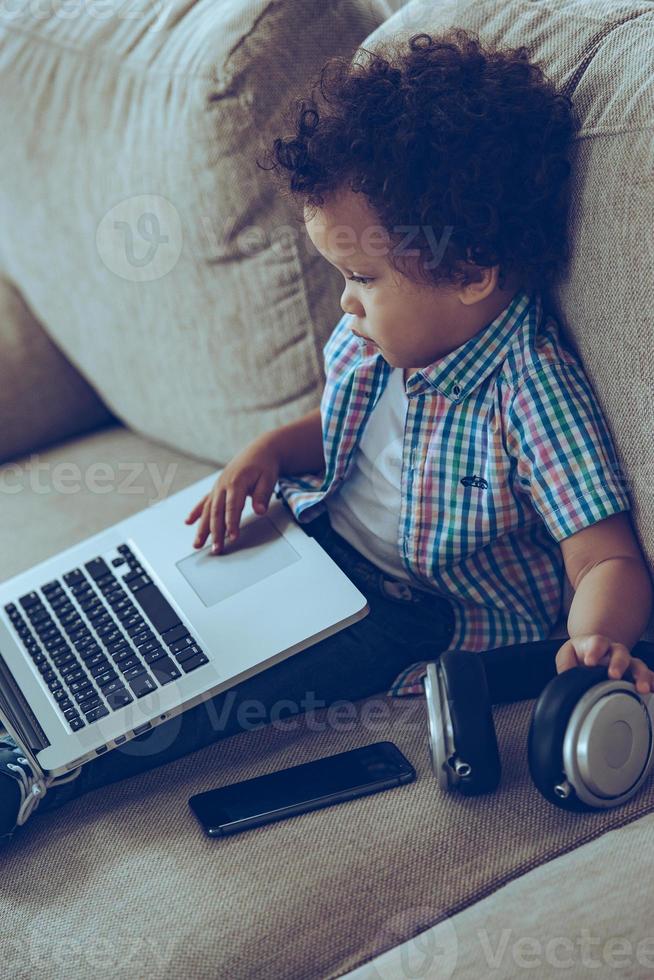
[{"x1": 188, "y1": 741, "x2": 415, "y2": 836}]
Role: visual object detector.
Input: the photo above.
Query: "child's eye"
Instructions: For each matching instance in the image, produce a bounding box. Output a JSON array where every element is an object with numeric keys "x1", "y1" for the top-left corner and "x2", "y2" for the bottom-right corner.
[{"x1": 347, "y1": 274, "x2": 374, "y2": 286}]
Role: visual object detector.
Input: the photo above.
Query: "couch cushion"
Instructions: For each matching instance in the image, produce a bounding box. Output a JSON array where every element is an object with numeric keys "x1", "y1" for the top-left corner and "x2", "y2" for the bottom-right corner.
[
  {"x1": 0, "y1": 0, "x2": 393, "y2": 465},
  {"x1": 0, "y1": 275, "x2": 114, "y2": 465},
  {"x1": 363, "y1": 0, "x2": 654, "y2": 576}
]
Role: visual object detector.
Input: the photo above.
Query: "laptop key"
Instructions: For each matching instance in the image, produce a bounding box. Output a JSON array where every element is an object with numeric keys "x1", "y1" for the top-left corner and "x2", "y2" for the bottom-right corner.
[
  {"x1": 27, "y1": 607, "x2": 50, "y2": 625},
  {"x1": 123, "y1": 664, "x2": 147, "y2": 682},
  {"x1": 175, "y1": 643, "x2": 208, "y2": 665},
  {"x1": 161, "y1": 624, "x2": 189, "y2": 646},
  {"x1": 96, "y1": 669, "x2": 118, "y2": 687},
  {"x1": 131, "y1": 584, "x2": 181, "y2": 635},
  {"x1": 79, "y1": 695, "x2": 102, "y2": 715},
  {"x1": 85, "y1": 558, "x2": 112, "y2": 581},
  {"x1": 110, "y1": 647, "x2": 134, "y2": 665},
  {"x1": 150, "y1": 657, "x2": 181, "y2": 685},
  {"x1": 85, "y1": 705, "x2": 110, "y2": 723},
  {"x1": 124, "y1": 620, "x2": 148, "y2": 637},
  {"x1": 170, "y1": 636, "x2": 192, "y2": 654},
  {"x1": 101, "y1": 677, "x2": 126, "y2": 697},
  {"x1": 73, "y1": 688, "x2": 96, "y2": 706},
  {"x1": 69, "y1": 716, "x2": 85, "y2": 731},
  {"x1": 126, "y1": 575, "x2": 152, "y2": 593},
  {"x1": 142, "y1": 646, "x2": 166, "y2": 665},
  {"x1": 116, "y1": 655, "x2": 142, "y2": 674},
  {"x1": 178, "y1": 652, "x2": 209, "y2": 673},
  {"x1": 140, "y1": 639, "x2": 163, "y2": 656},
  {"x1": 128, "y1": 674, "x2": 157, "y2": 698},
  {"x1": 79, "y1": 643, "x2": 103, "y2": 661},
  {"x1": 19, "y1": 592, "x2": 41, "y2": 609},
  {"x1": 70, "y1": 676, "x2": 94, "y2": 695},
  {"x1": 132, "y1": 630, "x2": 155, "y2": 647},
  {"x1": 106, "y1": 687, "x2": 133, "y2": 710}
]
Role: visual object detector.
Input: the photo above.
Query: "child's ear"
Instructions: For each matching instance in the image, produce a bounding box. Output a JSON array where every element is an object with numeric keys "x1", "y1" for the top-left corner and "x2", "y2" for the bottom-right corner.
[{"x1": 458, "y1": 261, "x2": 499, "y2": 305}]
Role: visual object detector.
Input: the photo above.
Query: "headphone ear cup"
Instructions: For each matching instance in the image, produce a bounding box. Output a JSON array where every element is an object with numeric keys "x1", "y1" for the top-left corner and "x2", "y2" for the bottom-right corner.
[
  {"x1": 439, "y1": 650, "x2": 501, "y2": 795},
  {"x1": 528, "y1": 664, "x2": 608, "y2": 811}
]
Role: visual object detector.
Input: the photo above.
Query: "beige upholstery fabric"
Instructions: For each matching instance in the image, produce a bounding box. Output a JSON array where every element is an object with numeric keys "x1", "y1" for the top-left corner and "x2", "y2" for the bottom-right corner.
[
  {"x1": 0, "y1": 276, "x2": 113, "y2": 465},
  {"x1": 0, "y1": 0, "x2": 391, "y2": 465},
  {"x1": 363, "y1": 0, "x2": 654, "y2": 574},
  {"x1": 347, "y1": 810, "x2": 654, "y2": 979}
]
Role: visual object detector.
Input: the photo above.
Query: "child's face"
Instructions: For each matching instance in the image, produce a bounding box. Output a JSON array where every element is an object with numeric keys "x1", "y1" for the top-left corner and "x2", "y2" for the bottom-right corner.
[{"x1": 304, "y1": 188, "x2": 520, "y2": 371}]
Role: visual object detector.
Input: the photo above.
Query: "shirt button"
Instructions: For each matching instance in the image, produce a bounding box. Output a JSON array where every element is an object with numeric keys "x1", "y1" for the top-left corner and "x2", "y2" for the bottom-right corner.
[{"x1": 452, "y1": 384, "x2": 461, "y2": 396}]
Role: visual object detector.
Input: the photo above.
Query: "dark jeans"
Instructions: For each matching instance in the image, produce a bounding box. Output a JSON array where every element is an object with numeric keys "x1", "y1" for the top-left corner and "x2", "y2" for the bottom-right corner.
[{"x1": 36, "y1": 511, "x2": 457, "y2": 815}]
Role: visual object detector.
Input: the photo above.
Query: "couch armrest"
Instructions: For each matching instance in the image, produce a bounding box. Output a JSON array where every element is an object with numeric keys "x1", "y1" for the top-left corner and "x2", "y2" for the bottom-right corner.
[{"x1": 0, "y1": 275, "x2": 114, "y2": 463}]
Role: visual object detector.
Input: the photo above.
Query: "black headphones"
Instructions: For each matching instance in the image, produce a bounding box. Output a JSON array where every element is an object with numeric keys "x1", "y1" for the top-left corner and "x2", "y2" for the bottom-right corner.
[{"x1": 424, "y1": 641, "x2": 654, "y2": 810}]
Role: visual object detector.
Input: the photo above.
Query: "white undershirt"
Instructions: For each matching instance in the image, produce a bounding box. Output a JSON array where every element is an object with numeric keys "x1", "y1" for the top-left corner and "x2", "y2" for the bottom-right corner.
[{"x1": 326, "y1": 367, "x2": 414, "y2": 582}]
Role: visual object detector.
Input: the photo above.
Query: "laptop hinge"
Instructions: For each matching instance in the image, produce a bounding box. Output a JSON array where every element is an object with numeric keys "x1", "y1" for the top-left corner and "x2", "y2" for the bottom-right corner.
[{"x1": 0, "y1": 647, "x2": 51, "y2": 757}]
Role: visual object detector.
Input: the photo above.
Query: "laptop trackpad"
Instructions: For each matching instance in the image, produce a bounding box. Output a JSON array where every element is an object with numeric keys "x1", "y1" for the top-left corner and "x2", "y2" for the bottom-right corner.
[{"x1": 175, "y1": 515, "x2": 301, "y2": 607}]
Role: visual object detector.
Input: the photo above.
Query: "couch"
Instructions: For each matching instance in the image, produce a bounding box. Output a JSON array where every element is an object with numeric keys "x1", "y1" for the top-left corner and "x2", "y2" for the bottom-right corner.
[{"x1": 1, "y1": 0, "x2": 654, "y2": 977}]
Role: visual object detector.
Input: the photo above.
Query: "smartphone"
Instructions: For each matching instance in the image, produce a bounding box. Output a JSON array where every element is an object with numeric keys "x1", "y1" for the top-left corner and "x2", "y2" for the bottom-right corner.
[{"x1": 188, "y1": 740, "x2": 416, "y2": 837}]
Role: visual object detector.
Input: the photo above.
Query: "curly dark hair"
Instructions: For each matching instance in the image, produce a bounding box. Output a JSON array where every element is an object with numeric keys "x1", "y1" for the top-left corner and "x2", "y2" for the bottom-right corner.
[{"x1": 259, "y1": 28, "x2": 578, "y2": 293}]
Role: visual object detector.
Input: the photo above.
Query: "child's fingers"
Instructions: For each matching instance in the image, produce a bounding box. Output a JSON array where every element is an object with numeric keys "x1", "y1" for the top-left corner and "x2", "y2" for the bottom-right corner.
[
  {"x1": 554, "y1": 640, "x2": 578, "y2": 674},
  {"x1": 193, "y1": 497, "x2": 213, "y2": 548},
  {"x1": 186, "y1": 494, "x2": 209, "y2": 525},
  {"x1": 209, "y1": 486, "x2": 228, "y2": 554},
  {"x1": 627, "y1": 657, "x2": 654, "y2": 693},
  {"x1": 221, "y1": 484, "x2": 246, "y2": 547},
  {"x1": 251, "y1": 471, "x2": 275, "y2": 514}
]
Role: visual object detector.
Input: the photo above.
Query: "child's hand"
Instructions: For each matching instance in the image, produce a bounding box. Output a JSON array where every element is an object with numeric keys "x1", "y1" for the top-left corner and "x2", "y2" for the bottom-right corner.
[
  {"x1": 555, "y1": 634, "x2": 654, "y2": 695},
  {"x1": 185, "y1": 436, "x2": 281, "y2": 555}
]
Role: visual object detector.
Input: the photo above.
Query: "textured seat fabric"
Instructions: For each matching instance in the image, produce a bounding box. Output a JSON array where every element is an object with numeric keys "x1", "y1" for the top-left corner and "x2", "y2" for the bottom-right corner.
[
  {"x1": 0, "y1": 0, "x2": 392, "y2": 465},
  {"x1": 0, "y1": 275, "x2": 114, "y2": 464}
]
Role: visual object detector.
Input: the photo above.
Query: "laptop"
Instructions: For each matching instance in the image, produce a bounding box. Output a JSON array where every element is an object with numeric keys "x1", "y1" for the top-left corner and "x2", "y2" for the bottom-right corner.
[{"x1": 0, "y1": 473, "x2": 369, "y2": 779}]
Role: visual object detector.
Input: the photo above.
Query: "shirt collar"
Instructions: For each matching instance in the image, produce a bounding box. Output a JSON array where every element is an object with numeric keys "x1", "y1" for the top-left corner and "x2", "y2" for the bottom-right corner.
[{"x1": 402, "y1": 288, "x2": 539, "y2": 402}]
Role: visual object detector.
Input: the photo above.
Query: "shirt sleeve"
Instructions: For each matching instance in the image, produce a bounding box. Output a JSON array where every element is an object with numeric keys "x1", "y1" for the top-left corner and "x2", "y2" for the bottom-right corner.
[{"x1": 505, "y1": 361, "x2": 631, "y2": 542}]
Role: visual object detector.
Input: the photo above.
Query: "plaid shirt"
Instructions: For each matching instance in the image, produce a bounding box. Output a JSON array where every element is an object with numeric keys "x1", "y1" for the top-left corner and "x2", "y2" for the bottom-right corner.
[{"x1": 277, "y1": 289, "x2": 631, "y2": 695}]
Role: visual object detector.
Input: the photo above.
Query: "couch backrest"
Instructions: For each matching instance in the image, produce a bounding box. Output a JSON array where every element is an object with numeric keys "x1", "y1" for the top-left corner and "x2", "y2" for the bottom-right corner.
[
  {"x1": 363, "y1": 0, "x2": 654, "y2": 569},
  {"x1": 0, "y1": 0, "x2": 396, "y2": 464}
]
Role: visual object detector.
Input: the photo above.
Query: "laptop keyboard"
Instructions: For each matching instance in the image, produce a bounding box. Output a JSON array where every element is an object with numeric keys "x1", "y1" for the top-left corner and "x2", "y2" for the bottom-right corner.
[{"x1": 3, "y1": 544, "x2": 209, "y2": 732}]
